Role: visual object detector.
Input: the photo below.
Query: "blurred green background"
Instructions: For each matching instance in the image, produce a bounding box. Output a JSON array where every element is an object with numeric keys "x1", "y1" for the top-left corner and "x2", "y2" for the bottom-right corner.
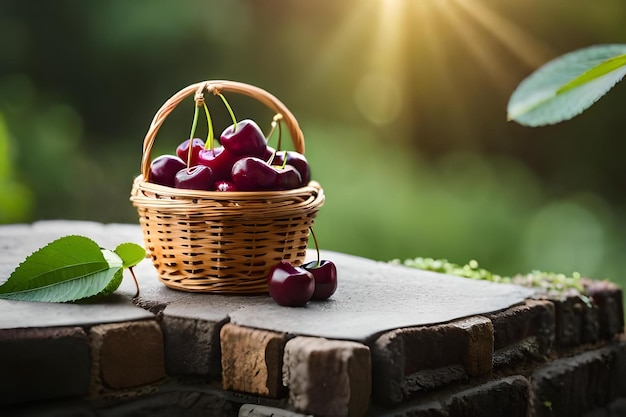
[{"x1": 2, "y1": 0, "x2": 626, "y2": 286}]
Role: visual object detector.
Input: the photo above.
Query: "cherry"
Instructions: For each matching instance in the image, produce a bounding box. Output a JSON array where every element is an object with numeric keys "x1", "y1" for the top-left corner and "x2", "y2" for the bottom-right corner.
[
  {"x1": 263, "y1": 146, "x2": 276, "y2": 163},
  {"x1": 302, "y1": 227, "x2": 337, "y2": 300},
  {"x1": 220, "y1": 119, "x2": 267, "y2": 157},
  {"x1": 273, "y1": 165, "x2": 302, "y2": 190},
  {"x1": 197, "y1": 146, "x2": 239, "y2": 182},
  {"x1": 215, "y1": 180, "x2": 237, "y2": 192},
  {"x1": 268, "y1": 260, "x2": 315, "y2": 307},
  {"x1": 303, "y1": 260, "x2": 337, "y2": 300},
  {"x1": 273, "y1": 151, "x2": 311, "y2": 186},
  {"x1": 149, "y1": 155, "x2": 186, "y2": 187},
  {"x1": 176, "y1": 138, "x2": 205, "y2": 166},
  {"x1": 174, "y1": 165, "x2": 215, "y2": 190},
  {"x1": 231, "y1": 157, "x2": 277, "y2": 191}
]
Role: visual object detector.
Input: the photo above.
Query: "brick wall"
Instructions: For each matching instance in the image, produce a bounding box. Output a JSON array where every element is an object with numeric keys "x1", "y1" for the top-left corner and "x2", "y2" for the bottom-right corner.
[{"x1": 1, "y1": 288, "x2": 624, "y2": 417}]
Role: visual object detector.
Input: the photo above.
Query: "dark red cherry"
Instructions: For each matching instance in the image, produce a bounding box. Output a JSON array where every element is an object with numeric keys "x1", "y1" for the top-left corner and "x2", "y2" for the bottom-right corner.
[
  {"x1": 231, "y1": 157, "x2": 277, "y2": 191},
  {"x1": 174, "y1": 165, "x2": 214, "y2": 190},
  {"x1": 197, "y1": 146, "x2": 239, "y2": 182},
  {"x1": 149, "y1": 155, "x2": 186, "y2": 187},
  {"x1": 273, "y1": 151, "x2": 311, "y2": 185},
  {"x1": 273, "y1": 165, "x2": 302, "y2": 190},
  {"x1": 220, "y1": 119, "x2": 267, "y2": 157},
  {"x1": 214, "y1": 180, "x2": 238, "y2": 192},
  {"x1": 303, "y1": 260, "x2": 338, "y2": 300},
  {"x1": 268, "y1": 260, "x2": 315, "y2": 307},
  {"x1": 263, "y1": 146, "x2": 277, "y2": 163},
  {"x1": 176, "y1": 138, "x2": 205, "y2": 166}
]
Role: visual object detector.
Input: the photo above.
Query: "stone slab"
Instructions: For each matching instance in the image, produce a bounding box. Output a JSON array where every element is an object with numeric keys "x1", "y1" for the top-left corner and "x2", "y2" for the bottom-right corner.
[
  {"x1": 0, "y1": 221, "x2": 536, "y2": 342},
  {"x1": 0, "y1": 221, "x2": 155, "y2": 329},
  {"x1": 228, "y1": 251, "x2": 534, "y2": 341},
  {"x1": 158, "y1": 252, "x2": 534, "y2": 342},
  {"x1": 0, "y1": 296, "x2": 155, "y2": 330}
]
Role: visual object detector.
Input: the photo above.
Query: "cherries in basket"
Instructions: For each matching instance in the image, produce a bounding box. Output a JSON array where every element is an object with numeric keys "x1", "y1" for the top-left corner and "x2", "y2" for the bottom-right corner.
[{"x1": 147, "y1": 93, "x2": 310, "y2": 192}]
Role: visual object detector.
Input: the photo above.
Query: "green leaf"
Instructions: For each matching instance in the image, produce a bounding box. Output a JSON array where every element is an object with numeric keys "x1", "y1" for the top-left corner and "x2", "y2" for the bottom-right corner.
[
  {"x1": 0, "y1": 235, "x2": 124, "y2": 303},
  {"x1": 114, "y1": 242, "x2": 146, "y2": 268},
  {"x1": 97, "y1": 249, "x2": 125, "y2": 297},
  {"x1": 507, "y1": 44, "x2": 626, "y2": 126}
]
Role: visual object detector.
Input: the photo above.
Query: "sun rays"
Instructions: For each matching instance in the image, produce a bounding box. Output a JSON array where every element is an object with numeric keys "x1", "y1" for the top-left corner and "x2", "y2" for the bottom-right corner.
[{"x1": 302, "y1": 0, "x2": 554, "y2": 129}]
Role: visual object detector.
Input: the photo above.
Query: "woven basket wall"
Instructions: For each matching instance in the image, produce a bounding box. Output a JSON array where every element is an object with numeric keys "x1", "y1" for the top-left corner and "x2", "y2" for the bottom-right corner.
[{"x1": 130, "y1": 80, "x2": 325, "y2": 293}]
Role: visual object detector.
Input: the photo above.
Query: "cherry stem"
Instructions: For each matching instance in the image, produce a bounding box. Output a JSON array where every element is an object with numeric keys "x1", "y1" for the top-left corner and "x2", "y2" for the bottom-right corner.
[
  {"x1": 128, "y1": 266, "x2": 140, "y2": 298},
  {"x1": 187, "y1": 103, "x2": 200, "y2": 167},
  {"x1": 266, "y1": 119, "x2": 278, "y2": 142},
  {"x1": 309, "y1": 226, "x2": 321, "y2": 267},
  {"x1": 203, "y1": 102, "x2": 214, "y2": 150},
  {"x1": 267, "y1": 148, "x2": 276, "y2": 165},
  {"x1": 275, "y1": 114, "x2": 283, "y2": 151},
  {"x1": 218, "y1": 93, "x2": 237, "y2": 133}
]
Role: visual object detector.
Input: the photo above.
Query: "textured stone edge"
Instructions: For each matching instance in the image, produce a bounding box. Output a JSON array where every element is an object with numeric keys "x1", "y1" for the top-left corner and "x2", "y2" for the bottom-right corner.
[
  {"x1": 283, "y1": 336, "x2": 371, "y2": 417},
  {"x1": 369, "y1": 316, "x2": 494, "y2": 406},
  {"x1": 530, "y1": 339, "x2": 626, "y2": 417},
  {"x1": 220, "y1": 323, "x2": 287, "y2": 399},
  {"x1": 485, "y1": 299, "x2": 555, "y2": 372},
  {"x1": 161, "y1": 314, "x2": 228, "y2": 379},
  {"x1": 89, "y1": 320, "x2": 166, "y2": 397},
  {"x1": 0, "y1": 326, "x2": 90, "y2": 407}
]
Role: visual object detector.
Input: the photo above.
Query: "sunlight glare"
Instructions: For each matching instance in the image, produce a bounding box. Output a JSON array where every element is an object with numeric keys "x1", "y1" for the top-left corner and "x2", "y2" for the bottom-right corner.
[
  {"x1": 303, "y1": 0, "x2": 554, "y2": 133},
  {"x1": 454, "y1": 0, "x2": 554, "y2": 70},
  {"x1": 354, "y1": 72, "x2": 402, "y2": 126}
]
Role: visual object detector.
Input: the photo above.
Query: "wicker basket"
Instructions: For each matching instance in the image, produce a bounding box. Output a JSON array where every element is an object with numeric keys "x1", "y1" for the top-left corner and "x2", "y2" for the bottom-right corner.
[{"x1": 130, "y1": 80, "x2": 325, "y2": 294}]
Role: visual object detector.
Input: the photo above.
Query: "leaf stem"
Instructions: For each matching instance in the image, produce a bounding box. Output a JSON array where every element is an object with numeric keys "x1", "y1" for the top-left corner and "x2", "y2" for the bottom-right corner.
[{"x1": 128, "y1": 266, "x2": 140, "y2": 298}]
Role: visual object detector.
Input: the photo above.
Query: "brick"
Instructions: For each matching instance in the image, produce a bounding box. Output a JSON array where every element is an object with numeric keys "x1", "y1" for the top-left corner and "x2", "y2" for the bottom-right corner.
[
  {"x1": 370, "y1": 316, "x2": 493, "y2": 405},
  {"x1": 586, "y1": 280, "x2": 625, "y2": 339},
  {"x1": 97, "y1": 388, "x2": 239, "y2": 416},
  {"x1": 375, "y1": 401, "x2": 447, "y2": 417},
  {"x1": 372, "y1": 376, "x2": 530, "y2": 417},
  {"x1": 0, "y1": 327, "x2": 90, "y2": 406},
  {"x1": 283, "y1": 336, "x2": 371, "y2": 417},
  {"x1": 444, "y1": 376, "x2": 530, "y2": 417},
  {"x1": 531, "y1": 343, "x2": 625, "y2": 417},
  {"x1": 220, "y1": 324, "x2": 285, "y2": 398},
  {"x1": 616, "y1": 339, "x2": 626, "y2": 400},
  {"x1": 551, "y1": 292, "x2": 599, "y2": 348},
  {"x1": 452, "y1": 316, "x2": 494, "y2": 377},
  {"x1": 90, "y1": 320, "x2": 165, "y2": 391},
  {"x1": 486, "y1": 299, "x2": 555, "y2": 370},
  {"x1": 161, "y1": 314, "x2": 227, "y2": 378},
  {"x1": 239, "y1": 404, "x2": 312, "y2": 417}
]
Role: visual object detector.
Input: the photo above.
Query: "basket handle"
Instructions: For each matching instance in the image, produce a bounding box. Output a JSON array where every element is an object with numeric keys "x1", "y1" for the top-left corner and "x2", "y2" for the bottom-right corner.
[{"x1": 140, "y1": 80, "x2": 305, "y2": 179}]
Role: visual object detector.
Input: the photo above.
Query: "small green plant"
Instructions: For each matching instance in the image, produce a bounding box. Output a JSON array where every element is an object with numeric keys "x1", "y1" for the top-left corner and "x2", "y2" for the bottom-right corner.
[
  {"x1": 507, "y1": 44, "x2": 626, "y2": 126},
  {"x1": 392, "y1": 257, "x2": 585, "y2": 295}
]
